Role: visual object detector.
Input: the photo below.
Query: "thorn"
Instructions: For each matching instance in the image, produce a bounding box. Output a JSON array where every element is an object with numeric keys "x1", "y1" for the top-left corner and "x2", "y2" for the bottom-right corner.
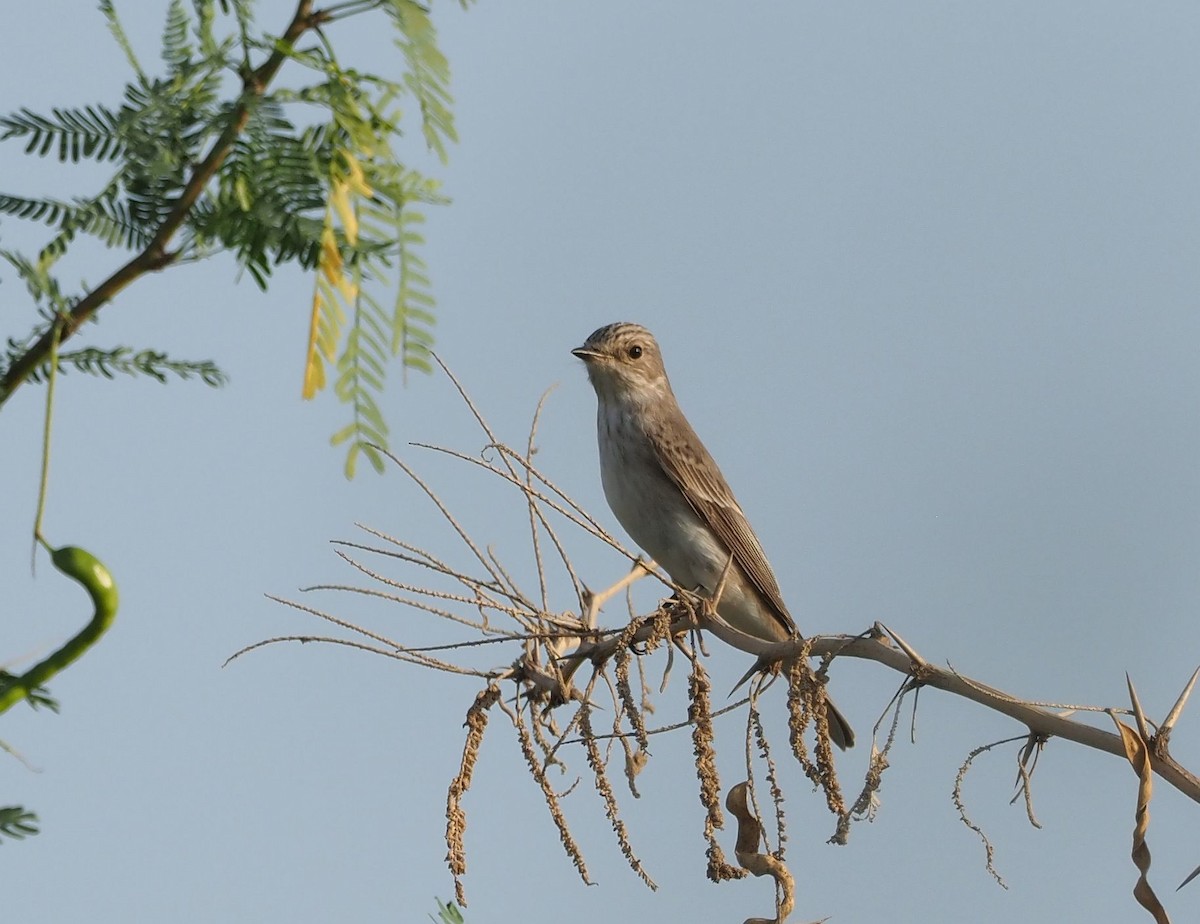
[
  {"x1": 579, "y1": 584, "x2": 597, "y2": 629},
  {"x1": 730, "y1": 662, "x2": 760, "y2": 695},
  {"x1": 880, "y1": 622, "x2": 927, "y2": 669},
  {"x1": 1125, "y1": 673, "x2": 1152, "y2": 741},
  {"x1": 729, "y1": 658, "x2": 782, "y2": 698},
  {"x1": 1161, "y1": 664, "x2": 1200, "y2": 738}
]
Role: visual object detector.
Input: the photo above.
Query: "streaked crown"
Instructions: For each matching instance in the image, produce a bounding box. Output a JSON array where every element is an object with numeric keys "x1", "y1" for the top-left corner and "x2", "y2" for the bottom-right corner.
[{"x1": 572, "y1": 322, "x2": 670, "y2": 397}]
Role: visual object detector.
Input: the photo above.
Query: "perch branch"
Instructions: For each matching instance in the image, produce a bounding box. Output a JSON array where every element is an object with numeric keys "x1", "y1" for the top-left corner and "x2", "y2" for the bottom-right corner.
[{"x1": 794, "y1": 630, "x2": 1200, "y2": 805}]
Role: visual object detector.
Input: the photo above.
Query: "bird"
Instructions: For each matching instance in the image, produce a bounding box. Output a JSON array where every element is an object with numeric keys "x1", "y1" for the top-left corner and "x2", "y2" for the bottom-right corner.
[{"x1": 572, "y1": 321, "x2": 854, "y2": 749}]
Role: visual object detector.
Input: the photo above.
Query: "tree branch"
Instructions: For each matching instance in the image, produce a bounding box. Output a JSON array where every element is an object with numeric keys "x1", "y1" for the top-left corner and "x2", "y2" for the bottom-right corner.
[
  {"x1": 817, "y1": 629, "x2": 1200, "y2": 804},
  {"x1": 553, "y1": 619, "x2": 1200, "y2": 805},
  {"x1": 0, "y1": 0, "x2": 319, "y2": 409}
]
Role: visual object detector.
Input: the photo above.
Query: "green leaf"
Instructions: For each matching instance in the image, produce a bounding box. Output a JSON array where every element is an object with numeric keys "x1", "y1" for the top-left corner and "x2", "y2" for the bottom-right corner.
[
  {"x1": 430, "y1": 898, "x2": 466, "y2": 924},
  {"x1": 387, "y1": 0, "x2": 459, "y2": 164},
  {"x1": 99, "y1": 0, "x2": 145, "y2": 78},
  {"x1": 162, "y1": 0, "x2": 194, "y2": 73},
  {"x1": 330, "y1": 422, "x2": 359, "y2": 446},
  {"x1": 0, "y1": 806, "x2": 39, "y2": 843}
]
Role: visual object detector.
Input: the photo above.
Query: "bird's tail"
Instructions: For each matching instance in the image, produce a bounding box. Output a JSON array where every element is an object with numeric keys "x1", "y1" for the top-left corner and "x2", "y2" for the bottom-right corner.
[{"x1": 826, "y1": 696, "x2": 855, "y2": 751}]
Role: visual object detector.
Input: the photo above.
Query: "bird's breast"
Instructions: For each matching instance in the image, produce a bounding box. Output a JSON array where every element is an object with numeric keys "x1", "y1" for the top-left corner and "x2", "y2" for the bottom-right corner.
[{"x1": 595, "y1": 401, "x2": 724, "y2": 590}]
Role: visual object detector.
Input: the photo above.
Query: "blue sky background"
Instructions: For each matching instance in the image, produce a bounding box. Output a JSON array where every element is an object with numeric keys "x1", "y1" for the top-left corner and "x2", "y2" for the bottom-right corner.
[{"x1": 4, "y1": 2, "x2": 1200, "y2": 921}]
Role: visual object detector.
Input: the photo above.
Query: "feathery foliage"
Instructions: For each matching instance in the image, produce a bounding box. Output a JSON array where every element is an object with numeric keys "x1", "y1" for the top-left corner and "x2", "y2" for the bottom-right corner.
[
  {"x1": 0, "y1": 0, "x2": 470, "y2": 474},
  {"x1": 29, "y1": 347, "x2": 228, "y2": 386},
  {"x1": 1, "y1": 0, "x2": 473, "y2": 853}
]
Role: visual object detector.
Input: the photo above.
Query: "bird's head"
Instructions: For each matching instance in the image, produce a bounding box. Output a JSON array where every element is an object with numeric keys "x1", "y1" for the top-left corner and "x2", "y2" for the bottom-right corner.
[{"x1": 572, "y1": 322, "x2": 670, "y2": 403}]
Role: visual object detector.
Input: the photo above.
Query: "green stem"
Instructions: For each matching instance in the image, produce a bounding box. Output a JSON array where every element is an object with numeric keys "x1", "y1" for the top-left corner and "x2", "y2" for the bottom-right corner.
[
  {"x1": 31, "y1": 317, "x2": 62, "y2": 570},
  {"x1": 0, "y1": 547, "x2": 119, "y2": 714}
]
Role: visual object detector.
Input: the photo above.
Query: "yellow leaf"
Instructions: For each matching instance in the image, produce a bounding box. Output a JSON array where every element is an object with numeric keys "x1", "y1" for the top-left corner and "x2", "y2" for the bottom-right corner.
[
  {"x1": 343, "y1": 150, "x2": 373, "y2": 197},
  {"x1": 320, "y1": 223, "x2": 341, "y2": 274},
  {"x1": 301, "y1": 289, "x2": 326, "y2": 400},
  {"x1": 330, "y1": 178, "x2": 358, "y2": 245}
]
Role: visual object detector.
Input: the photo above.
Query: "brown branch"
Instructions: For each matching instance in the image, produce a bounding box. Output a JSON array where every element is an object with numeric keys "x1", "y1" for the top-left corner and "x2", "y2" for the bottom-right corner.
[
  {"x1": 0, "y1": 0, "x2": 320, "y2": 408},
  {"x1": 554, "y1": 617, "x2": 1200, "y2": 804},
  {"x1": 797, "y1": 630, "x2": 1200, "y2": 806}
]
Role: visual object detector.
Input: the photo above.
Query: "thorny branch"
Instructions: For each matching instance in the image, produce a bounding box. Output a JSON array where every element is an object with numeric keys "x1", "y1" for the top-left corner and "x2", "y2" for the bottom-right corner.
[{"x1": 230, "y1": 364, "x2": 1200, "y2": 922}]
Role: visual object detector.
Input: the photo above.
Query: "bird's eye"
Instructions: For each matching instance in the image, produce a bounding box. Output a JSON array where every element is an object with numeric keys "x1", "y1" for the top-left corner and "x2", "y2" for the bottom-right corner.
[{"x1": 628, "y1": 344, "x2": 643, "y2": 360}]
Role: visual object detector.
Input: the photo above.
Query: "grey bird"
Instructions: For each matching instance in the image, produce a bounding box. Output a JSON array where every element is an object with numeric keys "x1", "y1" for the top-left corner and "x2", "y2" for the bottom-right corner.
[{"x1": 573, "y1": 321, "x2": 854, "y2": 749}]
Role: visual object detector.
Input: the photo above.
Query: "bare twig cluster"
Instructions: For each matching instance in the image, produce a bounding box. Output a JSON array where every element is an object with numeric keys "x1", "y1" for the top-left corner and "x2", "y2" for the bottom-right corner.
[{"x1": 228, "y1": 361, "x2": 1200, "y2": 923}]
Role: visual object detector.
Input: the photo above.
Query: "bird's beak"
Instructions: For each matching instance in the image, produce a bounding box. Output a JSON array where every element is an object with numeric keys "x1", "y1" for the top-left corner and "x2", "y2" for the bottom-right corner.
[{"x1": 572, "y1": 346, "x2": 600, "y2": 362}]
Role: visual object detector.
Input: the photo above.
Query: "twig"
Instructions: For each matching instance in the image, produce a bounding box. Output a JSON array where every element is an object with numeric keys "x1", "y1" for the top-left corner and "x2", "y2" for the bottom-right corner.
[{"x1": 953, "y1": 737, "x2": 1027, "y2": 888}]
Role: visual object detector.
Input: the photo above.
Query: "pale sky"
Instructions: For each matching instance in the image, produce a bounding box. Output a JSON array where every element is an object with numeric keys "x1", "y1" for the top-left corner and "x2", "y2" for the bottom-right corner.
[{"x1": 4, "y1": 3, "x2": 1200, "y2": 922}]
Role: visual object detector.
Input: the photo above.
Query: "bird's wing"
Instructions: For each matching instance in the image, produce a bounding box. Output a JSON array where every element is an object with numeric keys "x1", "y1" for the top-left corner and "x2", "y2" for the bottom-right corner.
[{"x1": 648, "y1": 410, "x2": 798, "y2": 636}]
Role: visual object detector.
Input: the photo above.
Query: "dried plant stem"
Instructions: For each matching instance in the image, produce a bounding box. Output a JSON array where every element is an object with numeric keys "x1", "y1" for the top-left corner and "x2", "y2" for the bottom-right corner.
[
  {"x1": 613, "y1": 619, "x2": 652, "y2": 753},
  {"x1": 381, "y1": 447, "x2": 537, "y2": 617},
  {"x1": 953, "y1": 737, "x2": 1030, "y2": 888},
  {"x1": 746, "y1": 685, "x2": 787, "y2": 859},
  {"x1": 446, "y1": 685, "x2": 502, "y2": 906},
  {"x1": 498, "y1": 695, "x2": 593, "y2": 887},
  {"x1": 689, "y1": 655, "x2": 746, "y2": 883},
  {"x1": 578, "y1": 702, "x2": 657, "y2": 890}
]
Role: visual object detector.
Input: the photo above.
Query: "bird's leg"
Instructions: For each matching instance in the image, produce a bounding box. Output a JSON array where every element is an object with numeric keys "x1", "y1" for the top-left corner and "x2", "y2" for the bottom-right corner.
[
  {"x1": 709, "y1": 551, "x2": 736, "y2": 614},
  {"x1": 684, "y1": 552, "x2": 735, "y2": 661}
]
